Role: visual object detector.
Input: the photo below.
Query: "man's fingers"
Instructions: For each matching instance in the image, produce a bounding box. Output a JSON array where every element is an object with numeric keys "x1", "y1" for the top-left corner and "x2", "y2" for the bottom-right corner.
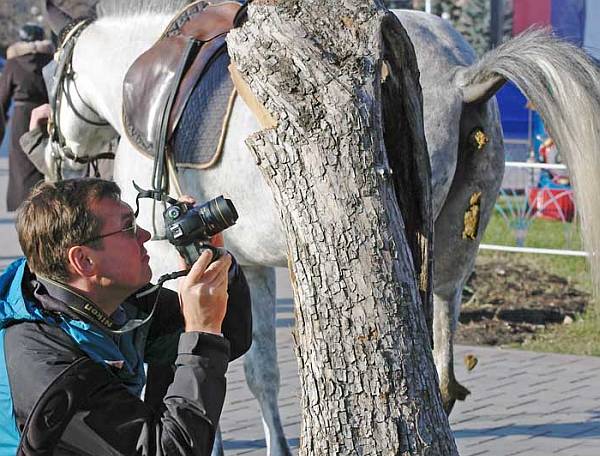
[
  {"x1": 184, "y1": 250, "x2": 213, "y2": 283},
  {"x1": 210, "y1": 233, "x2": 225, "y2": 247},
  {"x1": 211, "y1": 269, "x2": 229, "y2": 290},
  {"x1": 178, "y1": 256, "x2": 188, "y2": 271},
  {"x1": 178, "y1": 195, "x2": 195, "y2": 205},
  {"x1": 198, "y1": 254, "x2": 231, "y2": 284},
  {"x1": 205, "y1": 257, "x2": 231, "y2": 283}
]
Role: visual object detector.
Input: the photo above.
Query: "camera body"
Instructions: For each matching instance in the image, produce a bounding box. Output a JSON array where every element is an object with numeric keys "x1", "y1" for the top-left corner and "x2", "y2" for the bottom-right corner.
[{"x1": 163, "y1": 196, "x2": 238, "y2": 265}]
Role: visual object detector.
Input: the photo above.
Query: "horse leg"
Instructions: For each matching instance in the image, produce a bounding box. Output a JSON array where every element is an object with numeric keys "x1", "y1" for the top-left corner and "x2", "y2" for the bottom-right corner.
[
  {"x1": 211, "y1": 427, "x2": 224, "y2": 456},
  {"x1": 432, "y1": 101, "x2": 504, "y2": 415},
  {"x1": 432, "y1": 266, "x2": 473, "y2": 414},
  {"x1": 242, "y1": 266, "x2": 291, "y2": 456}
]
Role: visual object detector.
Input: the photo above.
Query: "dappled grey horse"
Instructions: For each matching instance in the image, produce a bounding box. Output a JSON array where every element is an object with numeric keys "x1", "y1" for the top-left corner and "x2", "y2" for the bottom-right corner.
[{"x1": 45, "y1": 1, "x2": 600, "y2": 454}]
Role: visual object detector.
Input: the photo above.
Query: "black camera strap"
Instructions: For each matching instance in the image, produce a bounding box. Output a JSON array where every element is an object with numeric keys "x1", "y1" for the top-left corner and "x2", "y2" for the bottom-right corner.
[
  {"x1": 132, "y1": 180, "x2": 178, "y2": 218},
  {"x1": 37, "y1": 273, "x2": 186, "y2": 335}
]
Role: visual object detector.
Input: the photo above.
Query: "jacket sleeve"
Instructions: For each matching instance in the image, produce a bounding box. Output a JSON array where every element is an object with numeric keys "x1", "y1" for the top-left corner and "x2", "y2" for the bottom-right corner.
[
  {"x1": 16, "y1": 329, "x2": 231, "y2": 456},
  {"x1": 0, "y1": 60, "x2": 14, "y2": 122},
  {"x1": 143, "y1": 254, "x2": 252, "y2": 365},
  {"x1": 221, "y1": 258, "x2": 252, "y2": 360},
  {"x1": 19, "y1": 126, "x2": 49, "y2": 174},
  {"x1": 142, "y1": 255, "x2": 252, "y2": 412},
  {"x1": 9, "y1": 322, "x2": 230, "y2": 455},
  {"x1": 0, "y1": 61, "x2": 15, "y2": 139}
]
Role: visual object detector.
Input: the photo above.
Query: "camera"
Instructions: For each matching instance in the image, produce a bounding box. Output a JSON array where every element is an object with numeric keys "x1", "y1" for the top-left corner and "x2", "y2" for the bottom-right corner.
[{"x1": 163, "y1": 196, "x2": 238, "y2": 265}]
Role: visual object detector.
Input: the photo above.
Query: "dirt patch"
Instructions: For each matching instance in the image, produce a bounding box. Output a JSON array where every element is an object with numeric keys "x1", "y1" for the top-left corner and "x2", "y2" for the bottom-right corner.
[{"x1": 456, "y1": 255, "x2": 590, "y2": 346}]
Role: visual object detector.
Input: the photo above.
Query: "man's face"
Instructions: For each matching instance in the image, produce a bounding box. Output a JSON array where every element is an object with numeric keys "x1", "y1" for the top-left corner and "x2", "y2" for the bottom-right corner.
[{"x1": 88, "y1": 197, "x2": 152, "y2": 293}]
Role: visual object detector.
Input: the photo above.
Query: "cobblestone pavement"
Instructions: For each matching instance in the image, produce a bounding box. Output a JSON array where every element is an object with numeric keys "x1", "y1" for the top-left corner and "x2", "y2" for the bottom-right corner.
[
  {"x1": 1, "y1": 158, "x2": 598, "y2": 455},
  {"x1": 221, "y1": 281, "x2": 600, "y2": 456}
]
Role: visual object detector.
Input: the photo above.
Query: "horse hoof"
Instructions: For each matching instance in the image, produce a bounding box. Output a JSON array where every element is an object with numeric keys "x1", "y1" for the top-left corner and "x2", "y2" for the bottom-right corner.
[
  {"x1": 270, "y1": 436, "x2": 293, "y2": 456},
  {"x1": 443, "y1": 397, "x2": 457, "y2": 416},
  {"x1": 442, "y1": 381, "x2": 471, "y2": 416}
]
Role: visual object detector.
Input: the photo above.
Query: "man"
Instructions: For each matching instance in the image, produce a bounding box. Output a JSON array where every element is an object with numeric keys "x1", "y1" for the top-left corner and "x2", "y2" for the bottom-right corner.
[
  {"x1": 0, "y1": 178, "x2": 252, "y2": 454},
  {"x1": 0, "y1": 24, "x2": 54, "y2": 210}
]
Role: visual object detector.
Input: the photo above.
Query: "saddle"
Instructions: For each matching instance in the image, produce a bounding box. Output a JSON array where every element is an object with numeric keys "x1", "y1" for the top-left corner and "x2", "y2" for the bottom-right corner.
[{"x1": 122, "y1": 0, "x2": 244, "y2": 169}]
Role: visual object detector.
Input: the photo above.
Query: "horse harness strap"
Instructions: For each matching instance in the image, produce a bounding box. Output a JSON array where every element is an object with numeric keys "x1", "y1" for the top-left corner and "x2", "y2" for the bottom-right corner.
[
  {"x1": 49, "y1": 18, "x2": 114, "y2": 169},
  {"x1": 123, "y1": 0, "x2": 246, "y2": 200}
]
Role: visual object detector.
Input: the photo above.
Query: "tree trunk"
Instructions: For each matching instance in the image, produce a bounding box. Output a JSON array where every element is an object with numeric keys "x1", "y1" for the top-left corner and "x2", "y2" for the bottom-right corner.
[{"x1": 228, "y1": 1, "x2": 457, "y2": 454}]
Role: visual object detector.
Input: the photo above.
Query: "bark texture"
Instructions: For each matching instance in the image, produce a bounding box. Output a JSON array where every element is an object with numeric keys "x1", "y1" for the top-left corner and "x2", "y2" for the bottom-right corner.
[{"x1": 228, "y1": 1, "x2": 457, "y2": 454}]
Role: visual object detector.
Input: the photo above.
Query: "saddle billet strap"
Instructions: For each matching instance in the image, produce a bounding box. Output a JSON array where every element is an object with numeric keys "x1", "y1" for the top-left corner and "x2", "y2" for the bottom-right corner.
[
  {"x1": 150, "y1": 1, "x2": 246, "y2": 197},
  {"x1": 152, "y1": 38, "x2": 201, "y2": 198}
]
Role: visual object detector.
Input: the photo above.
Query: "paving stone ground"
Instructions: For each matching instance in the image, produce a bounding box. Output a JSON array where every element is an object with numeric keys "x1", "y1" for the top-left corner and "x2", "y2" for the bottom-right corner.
[
  {"x1": 0, "y1": 157, "x2": 598, "y2": 455},
  {"x1": 219, "y1": 276, "x2": 600, "y2": 456},
  {"x1": 220, "y1": 215, "x2": 600, "y2": 456}
]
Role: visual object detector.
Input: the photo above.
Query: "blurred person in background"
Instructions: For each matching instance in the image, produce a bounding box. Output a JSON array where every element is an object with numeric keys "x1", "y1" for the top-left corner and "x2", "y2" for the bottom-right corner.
[
  {"x1": 0, "y1": 23, "x2": 54, "y2": 211},
  {"x1": 0, "y1": 55, "x2": 5, "y2": 140}
]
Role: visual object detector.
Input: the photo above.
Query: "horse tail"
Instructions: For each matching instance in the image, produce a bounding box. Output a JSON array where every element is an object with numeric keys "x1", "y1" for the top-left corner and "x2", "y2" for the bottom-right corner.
[{"x1": 458, "y1": 29, "x2": 600, "y2": 294}]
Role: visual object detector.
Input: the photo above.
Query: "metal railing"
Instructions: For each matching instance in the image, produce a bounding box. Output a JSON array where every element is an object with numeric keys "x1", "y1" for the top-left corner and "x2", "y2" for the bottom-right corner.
[{"x1": 479, "y1": 161, "x2": 586, "y2": 257}]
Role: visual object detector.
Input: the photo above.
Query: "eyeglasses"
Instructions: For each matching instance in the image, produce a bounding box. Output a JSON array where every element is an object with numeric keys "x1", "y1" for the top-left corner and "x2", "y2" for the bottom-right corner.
[{"x1": 82, "y1": 219, "x2": 138, "y2": 245}]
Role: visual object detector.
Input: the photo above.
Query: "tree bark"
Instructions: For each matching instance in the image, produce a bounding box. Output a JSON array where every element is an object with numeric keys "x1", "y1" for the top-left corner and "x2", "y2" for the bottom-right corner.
[{"x1": 228, "y1": 1, "x2": 457, "y2": 454}]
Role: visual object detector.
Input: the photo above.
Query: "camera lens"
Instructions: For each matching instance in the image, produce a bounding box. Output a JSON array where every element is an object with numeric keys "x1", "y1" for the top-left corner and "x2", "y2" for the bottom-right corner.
[
  {"x1": 195, "y1": 196, "x2": 238, "y2": 237},
  {"x1": 164, "y1": 196, "x2": 239, "y2": 248},
  {"x1": 209, "y1": 196, "x2": 238, "y2": 227}
]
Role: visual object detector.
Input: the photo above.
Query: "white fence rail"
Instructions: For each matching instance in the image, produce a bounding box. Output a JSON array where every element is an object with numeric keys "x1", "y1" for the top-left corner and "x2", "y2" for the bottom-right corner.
[{"x1": 479, "y1": 161, "x2": 586, "y2": 257}]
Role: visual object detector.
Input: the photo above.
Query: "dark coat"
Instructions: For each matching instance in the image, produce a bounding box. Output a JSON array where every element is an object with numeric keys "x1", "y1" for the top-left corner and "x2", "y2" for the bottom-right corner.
[
  {"x1": 0, "y1": 41, "x2": 53, "y2": 211},
  {"x1": 0, "y1": 257, "x2": 252, "y2": 454}
]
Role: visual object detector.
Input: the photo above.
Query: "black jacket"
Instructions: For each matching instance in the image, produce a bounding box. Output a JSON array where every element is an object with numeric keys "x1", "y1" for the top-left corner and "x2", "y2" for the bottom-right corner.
[{"x1": 1, "y1": 259, "x2": 252, "y2": 455}]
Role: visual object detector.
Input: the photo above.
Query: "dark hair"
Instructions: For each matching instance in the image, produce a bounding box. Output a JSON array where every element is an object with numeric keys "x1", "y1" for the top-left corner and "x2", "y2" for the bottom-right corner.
[
  {"x1": 19, "y1": 23, "x2": 45, "y2": 42},
  {"x1": 17, "y1": 179, "x2": 121, "y2": 282}
]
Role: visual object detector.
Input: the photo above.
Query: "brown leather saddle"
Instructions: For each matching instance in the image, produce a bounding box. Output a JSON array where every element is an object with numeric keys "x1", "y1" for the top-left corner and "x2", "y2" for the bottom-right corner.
[{"x1": 122, "y1": 0, "x2": 244, "y2": 168}]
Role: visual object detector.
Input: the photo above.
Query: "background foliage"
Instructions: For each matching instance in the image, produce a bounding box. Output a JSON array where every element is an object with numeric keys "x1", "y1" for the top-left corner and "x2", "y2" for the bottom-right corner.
[
  {"x1": 0, "y1": 0, "x2": 96, "y2": 56},
  {"x1": 2, "y1": 1, "x2": 513, "y2": 58},
  {"x1": 386, "y1": 0, "x2": 514, "y2": 56}
]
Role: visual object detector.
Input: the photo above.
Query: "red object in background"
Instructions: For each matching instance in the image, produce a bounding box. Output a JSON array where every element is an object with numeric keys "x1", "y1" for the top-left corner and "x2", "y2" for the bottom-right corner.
[
  {"x1": 513, "y1": 0, "x2": 551, "y2": 35},
  {"x1": 527, "y1": 187, "x2": 575, "y2": 222}
]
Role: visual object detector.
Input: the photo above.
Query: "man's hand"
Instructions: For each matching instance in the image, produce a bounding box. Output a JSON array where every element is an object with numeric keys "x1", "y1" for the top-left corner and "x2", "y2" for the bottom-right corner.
[
  {"x1": 178, "y1": 250, "x2": 231, "y2": 334},
  {"x1": 29, "y1": 103, "x2": 51, "y2": 131}
]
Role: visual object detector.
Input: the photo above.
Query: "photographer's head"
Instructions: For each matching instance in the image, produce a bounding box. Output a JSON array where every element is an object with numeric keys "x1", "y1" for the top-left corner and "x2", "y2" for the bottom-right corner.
[{"x1": 17, "y1": 179, "x2": 152, "y2": 307}]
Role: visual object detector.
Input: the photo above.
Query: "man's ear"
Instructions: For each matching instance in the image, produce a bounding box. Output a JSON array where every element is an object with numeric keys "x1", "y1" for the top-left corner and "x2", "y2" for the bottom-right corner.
[{"x1": 67, "y1": 246, "x2": 97, "y2": 277}]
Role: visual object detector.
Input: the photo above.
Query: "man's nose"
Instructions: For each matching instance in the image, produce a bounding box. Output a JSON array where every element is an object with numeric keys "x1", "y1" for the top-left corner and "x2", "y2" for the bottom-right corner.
[{"x1": 138, "y1": 226, "x2": 152, "y2": 243}]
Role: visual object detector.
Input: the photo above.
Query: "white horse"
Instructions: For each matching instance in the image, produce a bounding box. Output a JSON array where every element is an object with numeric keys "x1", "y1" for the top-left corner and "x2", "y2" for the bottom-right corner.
[{"x1": 45, "y1": 1, "x2": 600, "y2": 455}]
